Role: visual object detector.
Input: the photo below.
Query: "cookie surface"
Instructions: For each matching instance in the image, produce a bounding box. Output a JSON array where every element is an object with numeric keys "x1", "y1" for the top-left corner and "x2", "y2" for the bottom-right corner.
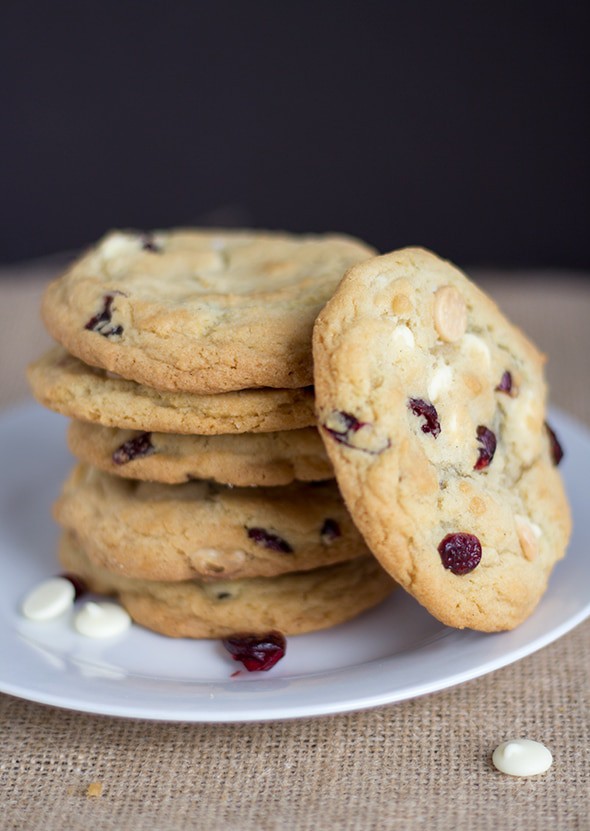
[
  {"x1": 68, "y1": 421, "x2": 333, "y2": 486},
  {"x1": 28, "y1": 346, "x2": 316, "y2": 434},
  {"x1": 59, "y1": 533, "x2": 395, "y2": 638},
  {"x1": 313, "y1": 247, "x2": 571, "y2": 631},
  {"x1": 55, "y1": 464, "x2": 370, "y2": 581},
  {"x1": 42, "y1": 229, "x2": 375, "y2": 394}
]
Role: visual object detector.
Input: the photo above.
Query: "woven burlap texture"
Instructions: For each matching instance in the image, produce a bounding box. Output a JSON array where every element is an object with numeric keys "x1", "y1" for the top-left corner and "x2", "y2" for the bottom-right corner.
[{"x1": 1, "y1": 265, "x2": 589, "y2": 831}]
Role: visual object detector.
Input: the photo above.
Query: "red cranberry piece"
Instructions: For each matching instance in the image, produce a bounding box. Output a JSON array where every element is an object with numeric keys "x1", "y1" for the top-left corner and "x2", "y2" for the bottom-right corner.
[
  {"x1": 438, "y1": 533, "x2": 482, "y2": 575},
  {"x1": 320, "y1": 518, "x2": 341, "y2": 544},
  {"x1": 322, "y1": 411, "x2": 390, "y2": 454},
  {"x1": 222, "y1": 631, "x2": 286, "y2": 672},
  {"x1": 84, "y1": 293, "x2": 124, "y2": 337},
  {"x1": 545, "y1": 422, "x2": 564, "y2": 466},
  {"x1": 496, "y1": 371, "x2": 514, "y2": 395},
  {"x1": 58, "y1": 572, "x2": 88, "y2": 600},
  {"x1": 474, "y1": 426, "x2": 497, "y2": 470},
  {"x1": 408, "y1": 398, "x2": 441, "y2": 438},
  {"x1": 112, "y1": 432, "x2": 155, "y2": 465},
  {"x1": 323, "y1": 411, "x2": 365, "y2": 444},
  {"x1": 140, "y1": 233, "x2": 161, "y2": 252},
  {"x1": 247, "y1": 527, "x2": 293, "y2": 553}
]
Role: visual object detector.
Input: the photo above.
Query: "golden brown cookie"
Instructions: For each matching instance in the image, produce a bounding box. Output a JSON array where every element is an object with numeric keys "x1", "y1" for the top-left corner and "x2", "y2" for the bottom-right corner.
[
  {"x1": 67, "y1": 421, "x2": 333, "y2": 486},
  {"x1": 28, "y1": 346, "x2": 316, "y2": 434},
  {"x1": 55, "y1": 464, "x2": 370, "y2": 581},
  {"x1": 59, "y1": 532, "x2": 395, "y2": 638},
  {"x1": 42, "y1": 228, "x2": 375, "y2": 394},
  {"x1": 313, "y1": 247, "x2": 571, "y2": 631}
]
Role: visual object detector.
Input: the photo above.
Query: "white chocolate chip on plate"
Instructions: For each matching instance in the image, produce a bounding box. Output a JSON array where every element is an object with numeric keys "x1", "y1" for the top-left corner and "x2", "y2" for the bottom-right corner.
[
  {"x1": 433, "y1": 285, "x2": 467, "y2": 343},
  {"x1": 74, "y1": 601, "x2": 131, "y2": 638},
  {"x1": 492, "y1": 739, "x2": 553, "y2": 777},
  {"x1": 21, "y1": 577, "x2": 75, "y2": 621}
]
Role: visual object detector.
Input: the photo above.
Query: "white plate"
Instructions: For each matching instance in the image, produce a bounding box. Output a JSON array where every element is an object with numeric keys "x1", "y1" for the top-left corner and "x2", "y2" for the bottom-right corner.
[{"x1": 0, "y1": 404, "x2": 588, "y2": 722}]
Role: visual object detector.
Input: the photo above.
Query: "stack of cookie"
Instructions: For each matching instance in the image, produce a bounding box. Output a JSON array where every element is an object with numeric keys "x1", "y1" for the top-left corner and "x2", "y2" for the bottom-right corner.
[{"x1": 28, "y1": 229, "x2": 396, "y2": 639}]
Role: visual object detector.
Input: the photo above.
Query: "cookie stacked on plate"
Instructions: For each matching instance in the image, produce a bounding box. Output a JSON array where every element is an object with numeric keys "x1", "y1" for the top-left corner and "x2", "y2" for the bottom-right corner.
[{"x1": 28, "y1": 229, "x2": 396, "y2": 638}]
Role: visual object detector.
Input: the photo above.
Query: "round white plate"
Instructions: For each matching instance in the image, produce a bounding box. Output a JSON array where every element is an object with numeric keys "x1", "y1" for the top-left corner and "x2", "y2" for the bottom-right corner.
[{"x1": 1, "y1": 404, "x2": 588, "y2": 722}]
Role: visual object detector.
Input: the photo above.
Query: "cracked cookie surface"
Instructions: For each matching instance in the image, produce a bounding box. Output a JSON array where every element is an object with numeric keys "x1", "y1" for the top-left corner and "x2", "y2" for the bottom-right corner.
[
  {"x1": 28, "y1": 346, "x2": 316, "y2": 434},
  {"x1": 313, "y1": 247, "x2": 571, "y2": 631},
  {"x1": 55, "y1": 464, "x2": 369, "y2": 581},
  {"x1": 59, "y1": 532, "x2": 395, "y2": 638},
  {"x1": 68, "y1": 421, "x2": 332, "y2": 486},
  {"x1": 42, "y1": 228, "x2": 375, "y2": 394}
]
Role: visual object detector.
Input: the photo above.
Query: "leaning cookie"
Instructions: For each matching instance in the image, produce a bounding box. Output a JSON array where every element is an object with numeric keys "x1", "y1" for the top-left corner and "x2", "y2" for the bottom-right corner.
[
  {"x1": 28, "y1": 346, "x2": 316, "y2": 434},
  {"x1": 313, "y1": 247, "x2": 571, "y2": 631},
  {"x1": 55, "y1": 464, "x2": 369, "y2": 582},
  {"x1": 59, "y1": 533, "x2": 396, "y2": 638},
  {"x1": 67, "y1": 421, "x2": 333, "y2": 486},
  {"x1": 42, "y1": 228, "x2": 375, "y2": 394}
]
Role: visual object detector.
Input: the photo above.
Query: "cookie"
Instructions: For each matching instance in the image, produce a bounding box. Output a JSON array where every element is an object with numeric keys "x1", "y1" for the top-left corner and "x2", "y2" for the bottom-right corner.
[
  {"x1": 313, "y1": 247, "x2": 571, "y2": 631},
  {"x1": 54, "y1": 464, "x2": 370, "y2": 581},
  {"x1": 28, "y1": 346, "x2": 316, "y2": 434},
  {"x1": 41, "y1": 228, "x2": 375, "y2": 394},
  {"x1": 59, "y1": 532, "x2": 395, "y2": 638},
  {"x1": 67, "y1": 421, "x2": 333, "y2": 486}
]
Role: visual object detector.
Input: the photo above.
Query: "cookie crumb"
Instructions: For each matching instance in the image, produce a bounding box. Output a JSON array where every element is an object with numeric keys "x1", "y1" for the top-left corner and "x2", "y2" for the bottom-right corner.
[{"x1": 87, "y1": 782, "x2": 103, "y2": 797}]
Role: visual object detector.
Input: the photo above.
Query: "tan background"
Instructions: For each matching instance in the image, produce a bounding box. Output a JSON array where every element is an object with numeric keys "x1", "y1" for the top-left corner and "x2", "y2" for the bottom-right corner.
[{"x1": 1, "y1": 263, "x2": 589, "y2": 831}]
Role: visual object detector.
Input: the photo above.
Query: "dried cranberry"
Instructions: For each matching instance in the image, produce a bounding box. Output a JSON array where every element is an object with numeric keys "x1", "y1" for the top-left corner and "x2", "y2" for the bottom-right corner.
[
  {"x1": 84, "y1": 294, "x2": 123, "y2": 337},
  {"x1": 58, "y1": 572, "x2": 88, "y2": 600},
  {"x1": 438, "y1": 533, "x2": 482, "y2": 575},
  {"x1": 140, "y1": 233, "x2": 161, "y2": 252},
  {"x1": 408, "y1": 398, "x2": 441, "y2": 438},
  {"x1": 320, "y1": 519, "x2": 341, "y2": 544},
  {"x1": 545, "y1": 422, "x2": 564, "y2": 466},
  {"x1": 496, "y1": 371, "x2": 514, "y2": 395},
  {"x1": 474, "y1": 426, "x2": 497, "y2": 470},
  {"x1": 112, "y1": 432, "x2": 155, "y2": 465},
  {"x1": 247, "y1": 527, "x2": 293, "y2": 554},
  {"x1": 321, "y1": 411, "x2": 390, "y2": 454},
  {"x1": 323, "y1": 411, "x2": 365, "y2": 445},
  {"x1": 222, "y1": 631, "x2": 286, "y2": 672}
]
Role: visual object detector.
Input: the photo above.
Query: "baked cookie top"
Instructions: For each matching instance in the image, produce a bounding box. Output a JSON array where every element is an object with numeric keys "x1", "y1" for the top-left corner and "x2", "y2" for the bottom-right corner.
[
  {"x1": 59, "y1": 533, "x2": 395, "y2": 639},
  {"x1": 28, "y1": 346, "x2": 316, "y2": 434},
  {"x1": 55, "y1": 464, "x2": 370, "y2": 582},
  {"x1": 42, "y1": 229, "x2": 375, "y2": 394},
  {"x1": 313, "y1": 247, "x2": 571, "y2": 631},
  {"x1": 68, "y1": 421, "x2": 333, "y2": 486}
]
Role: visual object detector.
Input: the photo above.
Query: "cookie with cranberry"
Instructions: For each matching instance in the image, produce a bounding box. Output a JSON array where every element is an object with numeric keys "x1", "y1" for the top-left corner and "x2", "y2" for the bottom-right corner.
[
  {"x1": 41, "y1": 228, "x2": 375, "y2": 394},
  {"x1": 59, "y1": 532, "x2": 395, "y2": 638},
  {"x1": 28, "y1": 346, "x2": 316, "y2": 434},
  {"x1": 313, "y1": 247, "x2": 571, "y2": 631},
  {"x1": 67, "y1": 421, "x2": 332, "y2": 486},
  {"x1": 54, "y1": 464, "x2": 369, "y2": 582}
]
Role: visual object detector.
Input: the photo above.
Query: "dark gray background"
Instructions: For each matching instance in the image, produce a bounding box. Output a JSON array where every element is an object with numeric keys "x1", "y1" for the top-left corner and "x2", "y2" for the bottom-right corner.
[{"x1": 1, "y1": 1, "x2": 588, "y2": 267}]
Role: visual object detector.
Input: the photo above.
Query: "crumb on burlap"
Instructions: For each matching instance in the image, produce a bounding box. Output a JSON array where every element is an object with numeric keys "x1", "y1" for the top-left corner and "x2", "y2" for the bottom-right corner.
[{"x1": 86, "y1": 782, "x2": 103, "y2": 797}]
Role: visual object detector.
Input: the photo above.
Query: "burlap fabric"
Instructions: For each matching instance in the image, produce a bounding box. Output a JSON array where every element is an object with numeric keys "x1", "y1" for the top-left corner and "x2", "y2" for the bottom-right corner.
[{"x1": 1, "y1": 262, "x2": 588, "y2": 831}]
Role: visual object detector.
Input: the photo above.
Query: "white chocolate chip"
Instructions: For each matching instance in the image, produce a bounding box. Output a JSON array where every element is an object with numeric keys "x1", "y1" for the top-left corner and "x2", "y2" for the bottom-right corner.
[
  {"x1": 391, "y1": 324, "x2": 415, "y2": 351},
  {"x1": 100, "y1": 233, "x2": 138, "y2": 260},
  {"x1": 427, "y1": 365, "x2": 453, "y2": 402},
  {"x1": 74, "y1": 601, "x2": 131, "y2": 638},
  {"x1": 492, "y1": 739, "x2": 553, "y2": 777},
  {"x1": 433, "y1": 285, "x2": 467, "y2": 343},
  {"x1": 462, "y1": 333, "x2": 491, "y2": 365},
  {"x1": 21, "y1": 578, "x2": 75, "y2": 621},
  {"x1": 515, "y1": 514, "x2": 540, "y2": 561}
]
